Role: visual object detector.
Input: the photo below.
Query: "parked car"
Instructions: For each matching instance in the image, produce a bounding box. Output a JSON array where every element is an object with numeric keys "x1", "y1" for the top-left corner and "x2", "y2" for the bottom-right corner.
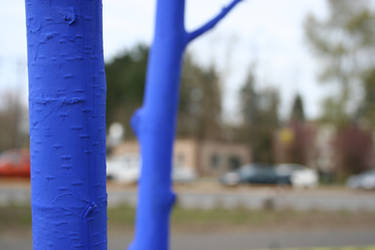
[
  {"x1": 347, "y1": 169, "x2": 375, "y2": 190},
  {"x1": 0, "y1": 149, "x2": 30, "y2": 177},
  {"x1": 275, "y1": 164, "x2": 319, "y2": 188},
  {"x1": 107, "y1": 154, "x2": 196, "y2": 184},
  {"x1": 106, "y1": 154, "x2": 140, "y2": 183},
  {"x1": 220, "y1": 163, "x2": 318, "y2": 187},
  {"x1": 220, "y1": 164, "x2": 280, "y2": 186},
  {"x1": 172, "y1": 166, "x2": 196, "y2": 183}
]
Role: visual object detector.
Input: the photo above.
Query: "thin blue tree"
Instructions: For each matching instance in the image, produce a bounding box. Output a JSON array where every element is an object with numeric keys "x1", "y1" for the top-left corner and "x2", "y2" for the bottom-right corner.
[
  {"x1": 129, "y1": 1, "x2": 243, "y2": 249},
  {"x1": 25, "y1": 1, "x2": 107, "y2": 249}
]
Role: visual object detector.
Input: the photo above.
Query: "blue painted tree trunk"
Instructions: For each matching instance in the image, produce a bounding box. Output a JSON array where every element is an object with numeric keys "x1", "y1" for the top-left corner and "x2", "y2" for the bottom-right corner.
[
  {"x1": 25, "y1": 1, "x2": 107, "y2": 249},
  {"x1": 129, "y1": 1, "x2": 242, "y2": 249}
]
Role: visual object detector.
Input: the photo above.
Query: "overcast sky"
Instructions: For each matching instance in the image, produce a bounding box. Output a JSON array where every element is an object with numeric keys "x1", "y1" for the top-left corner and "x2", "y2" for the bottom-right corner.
[{"x1": 0, "y1": 0, "x2": 330, "y2": 122}]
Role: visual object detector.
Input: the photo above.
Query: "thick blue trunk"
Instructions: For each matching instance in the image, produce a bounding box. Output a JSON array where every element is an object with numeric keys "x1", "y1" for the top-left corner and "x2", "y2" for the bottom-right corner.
[{"x1": 25, "y1": 1, "x2": 107, "y2": 249}]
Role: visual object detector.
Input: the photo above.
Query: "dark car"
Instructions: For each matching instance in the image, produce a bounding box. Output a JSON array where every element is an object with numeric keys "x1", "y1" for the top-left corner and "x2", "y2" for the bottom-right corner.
[
  {"x1": 220, "y1": 164, "x2": 283, "y2": 186},
  {"x1": 274, "y1": 163, "x2": 305, "y2": 184}
]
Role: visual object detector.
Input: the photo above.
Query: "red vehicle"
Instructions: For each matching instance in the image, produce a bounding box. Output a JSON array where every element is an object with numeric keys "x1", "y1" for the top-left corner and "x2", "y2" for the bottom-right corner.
[{"x1": 0, "y1": 150, "x2": 30, "y2": 177}]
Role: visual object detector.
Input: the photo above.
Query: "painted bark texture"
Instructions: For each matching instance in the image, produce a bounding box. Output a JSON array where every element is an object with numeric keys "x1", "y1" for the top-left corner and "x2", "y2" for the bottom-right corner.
[
  {"x1": 129, "y1": 1, "x2": 243, "y2": 249},
  {"x1": 25, "y1": 1, "x2": 107, "y2": 249}
]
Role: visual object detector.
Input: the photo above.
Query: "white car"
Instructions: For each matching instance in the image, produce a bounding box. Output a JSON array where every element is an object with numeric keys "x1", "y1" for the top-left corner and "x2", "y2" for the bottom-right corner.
[
  {"x1": 172, "y1": 166, "x2": 196, "y2": 183},
  {"x1": 276, "y1": 164, "x2": 319, "y2": 188},
  {"x1": 106, "y1": 154, "x2": 140, "y2": 184},
  {"x1": 107, "y1": 155, "x2": 196, "y2": 184},
  {"x1": 347, "y1": 170, "x2": 375, "y2": 190},
  {"x1": 291, "y1": 168, "x2": 318, "y2": 188}
]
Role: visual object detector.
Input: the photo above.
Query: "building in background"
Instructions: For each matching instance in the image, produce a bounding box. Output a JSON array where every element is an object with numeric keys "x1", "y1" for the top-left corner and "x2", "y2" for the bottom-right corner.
[{"x1": 112, "y1": 139, "x2": 250, "y2": 177}]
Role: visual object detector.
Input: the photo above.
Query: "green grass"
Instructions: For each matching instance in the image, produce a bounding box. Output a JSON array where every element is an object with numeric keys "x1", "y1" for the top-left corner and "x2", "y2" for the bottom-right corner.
[
  {"x1": 1, "y1": 204, "x2": 375, "y2": 232},
  {"x1": 108, "y1": 205, "x2": 375, "y2": 232},
  {"x1": 107, "y1": 205, "x2": 307, "y2": 229},
  {"x1": 0, "y1": 205, "x2": 32, "y2": 229},
  {"x1": 107, "y1": 204, "x2": 136, "y2": 229}
]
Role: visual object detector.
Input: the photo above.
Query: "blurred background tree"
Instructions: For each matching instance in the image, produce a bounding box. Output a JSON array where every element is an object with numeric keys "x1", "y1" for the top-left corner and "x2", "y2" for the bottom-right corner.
[
  {"x1": 0, "y1": 90, "x2": 27, "y2": 152},
  {"x1": 105, "y1": 45, "x2": 222, "y2": 140},
  {"x1": 105, "y1": 45, "x2": 148, "y2": 137},
  {"x1": 305, "y1": 0, "x2": 375, "y2": 175},
  {"x1": 360, "y1": 69, "x2": 375, "y2": 128},
  {"x1": 239, "y1": 70, "x2": 280, "y2": 164},
  {"x1": 305, "y1": 0, "x2": 375, "y2": 126},
  {"x1": 274, "y1": 94, "x2": 314, "y2": 166},
  {"x1": 179, "y1": 55, "x2": 222, "y2": 140},
  {"x1": 290, "y1": 94, "x2": 305, "y2": 122},
  {"x1": 282, "y1": 95, "x2": 313, "y2": 165}
]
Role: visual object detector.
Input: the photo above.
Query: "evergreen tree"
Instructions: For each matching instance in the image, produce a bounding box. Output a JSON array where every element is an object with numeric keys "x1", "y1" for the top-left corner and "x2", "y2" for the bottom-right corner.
[
  {"x1": 240, "y1": 71, "x2": 280, "y2": 164},
  {"x1": 290, "y1": 94, "x2": 305, "y2": 122},
  {"x1": 105, "y1": 46, "x2": 222, "y2": 140}
]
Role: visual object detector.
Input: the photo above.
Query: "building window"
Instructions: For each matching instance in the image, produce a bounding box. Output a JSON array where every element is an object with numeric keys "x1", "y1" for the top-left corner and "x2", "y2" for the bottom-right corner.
[
  {"x1": 228, "y1": 155, "x2": 241, "y2": 170},
  {"x1": 210, "y1": 154, "x2": 220, "y2": 169}
]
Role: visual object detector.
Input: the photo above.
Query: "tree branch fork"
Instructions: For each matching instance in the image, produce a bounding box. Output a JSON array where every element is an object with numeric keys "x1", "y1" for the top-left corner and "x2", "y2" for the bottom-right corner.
[{"x1": 185, "y1": 0, "x2": 243, "y2": 45}]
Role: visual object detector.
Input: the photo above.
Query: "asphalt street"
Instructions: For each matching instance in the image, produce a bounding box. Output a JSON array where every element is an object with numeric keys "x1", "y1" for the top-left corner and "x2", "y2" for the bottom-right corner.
[{"x1": 1, "y1": 228, "x2": 375, "y2": 250}]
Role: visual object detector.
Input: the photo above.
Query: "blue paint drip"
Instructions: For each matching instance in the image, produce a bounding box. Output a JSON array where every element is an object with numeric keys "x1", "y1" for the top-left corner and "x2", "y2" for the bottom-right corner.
[{"x1": 25, "y1": 1, "x2": 107, "y2": 249}]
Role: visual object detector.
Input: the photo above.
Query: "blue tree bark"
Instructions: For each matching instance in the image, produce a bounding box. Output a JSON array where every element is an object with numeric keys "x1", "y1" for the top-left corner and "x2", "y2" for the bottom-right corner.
[
  {"x1": 129, "y1": 1, "x2": 243, "y2": 249},
  {"x1": 25, "y1": 1, "x2": 107, "y2": 249}
]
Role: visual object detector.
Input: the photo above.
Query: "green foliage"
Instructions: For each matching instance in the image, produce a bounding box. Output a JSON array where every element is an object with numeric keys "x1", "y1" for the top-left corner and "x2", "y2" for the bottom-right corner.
[
  {"x1": 179, "y1": 54, "x2": 222, "y2": 139},
  {"x1": 360, "y1": 69, "x2": 375, "y2": 128},
  {"x1": 305, "y1": 0, "x2": 375, "y2": 125},
  {"x1": 105, "y1": 44, "x2": 148, "y2": 137},
  {"x1": 305, "y1": 0, "x2": 375, "y2": 175},
  {"x1": 105, "y1": 45, "x2": 222, "y2": 139},
  {"x1": 320, "y1": 97, "x2": 349, "y2": 127}
]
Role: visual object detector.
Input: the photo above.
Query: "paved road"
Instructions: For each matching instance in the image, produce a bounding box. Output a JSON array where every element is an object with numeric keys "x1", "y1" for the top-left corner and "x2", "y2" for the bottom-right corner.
[
  {"x1": 1, "y1": 229, "x2": 375, "y2": 250},
  {"x1": 2, "y1": 183, "x2": 375, "y2": 211}
]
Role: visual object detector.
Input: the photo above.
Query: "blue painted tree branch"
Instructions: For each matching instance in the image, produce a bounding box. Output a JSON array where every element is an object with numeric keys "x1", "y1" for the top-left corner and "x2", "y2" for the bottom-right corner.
[
  {"x1": 129, "y1": 1, "x2": 242, "y2": 250},
  {"x1": 186, "y1": 0, "x2": 243, "y2": 44},
  {"x1": 25, "y1": 1, "x2": 107, "y2": 249}
]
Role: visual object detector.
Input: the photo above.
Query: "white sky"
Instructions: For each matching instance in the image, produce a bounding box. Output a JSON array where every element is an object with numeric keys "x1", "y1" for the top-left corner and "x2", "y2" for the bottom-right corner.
[{"x1": 0, "y1": 0, "x2": 330, "y2": 122}]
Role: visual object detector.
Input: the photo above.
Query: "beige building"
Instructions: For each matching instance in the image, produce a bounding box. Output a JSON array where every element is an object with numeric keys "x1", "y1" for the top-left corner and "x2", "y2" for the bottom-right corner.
[{"x1": 112, "y1": 139, "x2": 250, "y2": 177}]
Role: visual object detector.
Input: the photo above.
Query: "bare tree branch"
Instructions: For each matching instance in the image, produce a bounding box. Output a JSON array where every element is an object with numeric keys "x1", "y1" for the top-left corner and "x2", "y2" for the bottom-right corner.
[{"x1": 186, "y1": 0, "x2": 243, "y2": 44}]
